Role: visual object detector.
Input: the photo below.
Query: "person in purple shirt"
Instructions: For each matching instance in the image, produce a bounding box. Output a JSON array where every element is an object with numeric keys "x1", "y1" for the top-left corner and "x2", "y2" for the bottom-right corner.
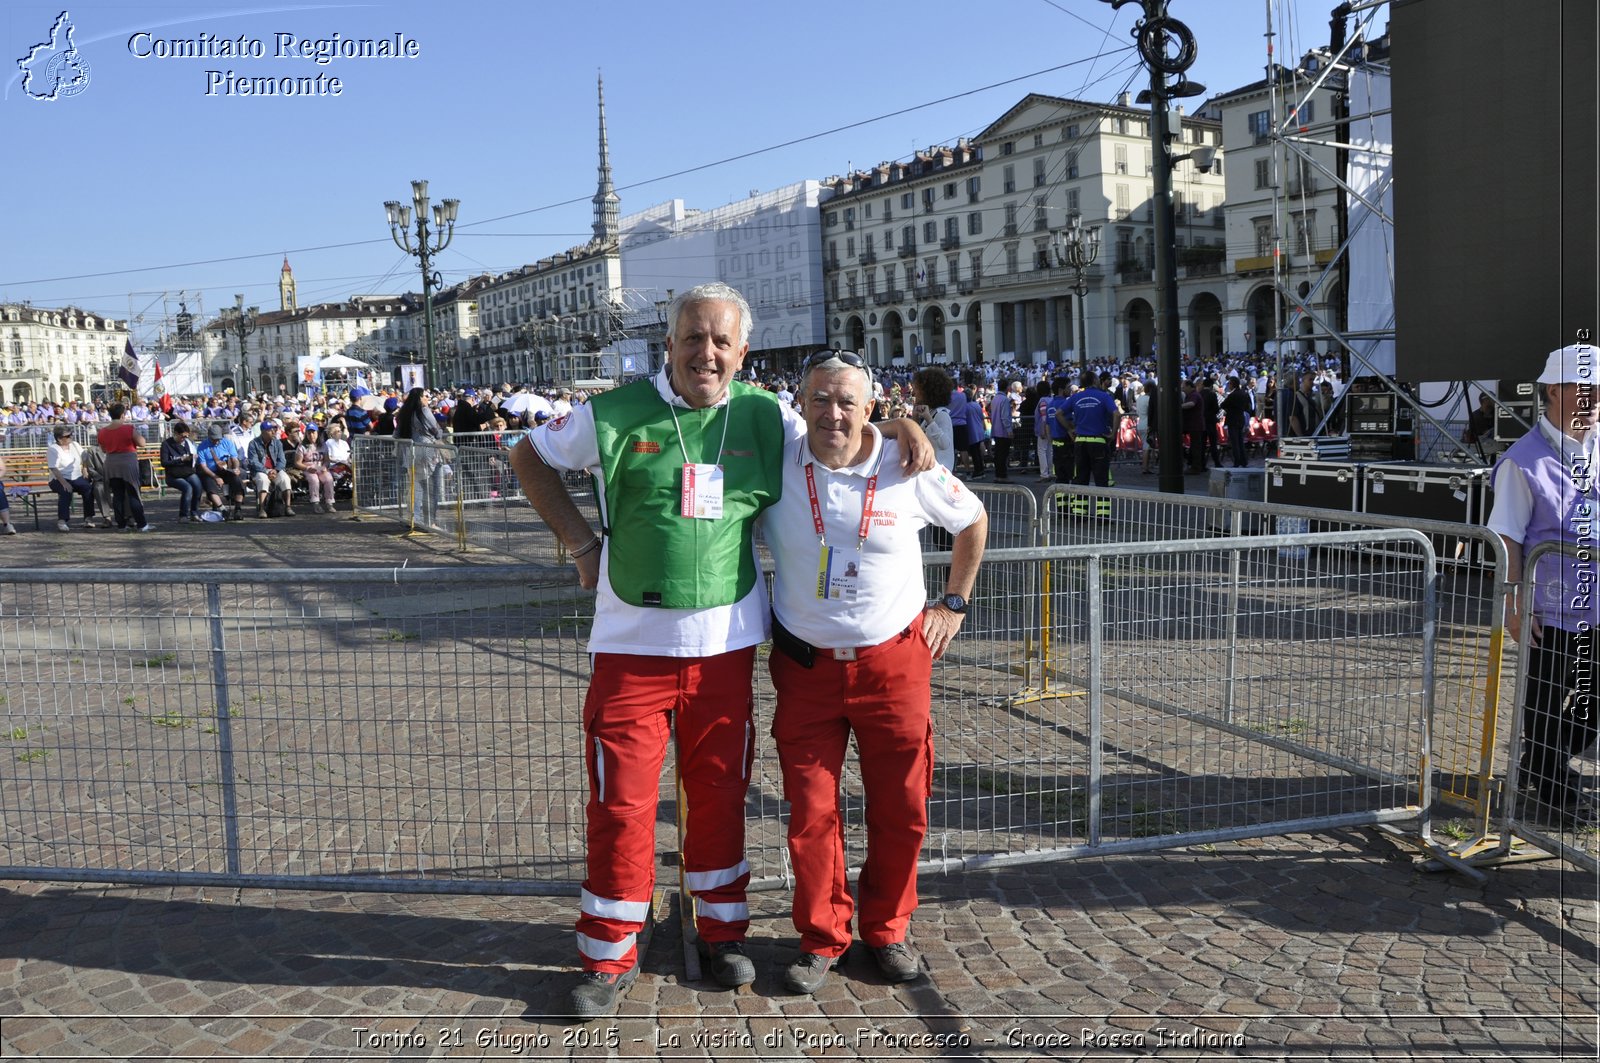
[{"x1": 1486, "y1": 343, "x2": 1600, "y2": 827}]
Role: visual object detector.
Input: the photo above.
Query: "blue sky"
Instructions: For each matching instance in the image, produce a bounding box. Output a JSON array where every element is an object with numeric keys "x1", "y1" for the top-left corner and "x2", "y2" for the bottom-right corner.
[{"x1": 2, "y1": 0, "x2": 1361, "y2": 343}]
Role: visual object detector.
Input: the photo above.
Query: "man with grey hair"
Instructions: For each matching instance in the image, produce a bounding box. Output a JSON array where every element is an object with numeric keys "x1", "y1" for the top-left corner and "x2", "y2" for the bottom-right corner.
[
  {"x1": 509, "y1": 285, "x2": 932, "y2": 1018},
  {"x1": 761, "y1": 351, "x2": 987, "y2": 994}
]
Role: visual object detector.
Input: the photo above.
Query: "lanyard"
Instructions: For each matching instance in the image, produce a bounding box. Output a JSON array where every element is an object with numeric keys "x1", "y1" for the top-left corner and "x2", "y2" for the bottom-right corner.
[
  {"x1": 804, "y1": 456, "x2": 880, "y2": 551},
  {"x1": 666, "y1": 398, "x2": 732, "y2": 468}
]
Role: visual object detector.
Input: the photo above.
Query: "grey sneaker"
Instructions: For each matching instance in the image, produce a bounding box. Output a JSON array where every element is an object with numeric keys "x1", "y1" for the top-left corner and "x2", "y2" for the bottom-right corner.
[
  {"x1": 782, "y1": 950, "x2": 836, "y2": 994},
  {"x1": 870, "y1": 941, "x2": 921, "y2": 982},
  {"x1": 569, "y1": 964, "x2": 638, "y2": 1020},
  {"x1": 137, "y1": 524, "x2": 155, "y2": 533},
  {"x1": 56, "y1": 520, "x2": 70, "y2": 532},
  {"x1": 698, "y1": 940, "x2": 755, "y2": 988}
]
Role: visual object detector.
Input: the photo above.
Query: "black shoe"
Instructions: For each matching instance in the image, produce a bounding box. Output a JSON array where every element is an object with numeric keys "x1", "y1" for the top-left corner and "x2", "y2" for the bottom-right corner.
[
  {"x1": 569, "y1": 964, "x2": 638, "y2": 1020},
  {"x1": 870, "y1": 941, "x2": 921, "y2": 983},
  {"x1": 699, "y1": 940, "x2": 756, "y2": 988},
  {"x1": 782, "y1": 950, "x2": 837, "y2": 994}
]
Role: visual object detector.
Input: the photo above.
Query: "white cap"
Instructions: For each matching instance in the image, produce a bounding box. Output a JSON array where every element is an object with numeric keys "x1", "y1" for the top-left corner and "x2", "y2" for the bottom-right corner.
[{"x1": 1536, "y1": 343, "x2": 1599, "y2": 385}]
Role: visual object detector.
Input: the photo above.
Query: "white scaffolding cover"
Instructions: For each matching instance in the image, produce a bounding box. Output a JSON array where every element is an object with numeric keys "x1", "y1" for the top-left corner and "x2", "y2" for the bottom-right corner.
[{"x1": 1347, "y1": 69, "x2": 1395, "y2": 377}]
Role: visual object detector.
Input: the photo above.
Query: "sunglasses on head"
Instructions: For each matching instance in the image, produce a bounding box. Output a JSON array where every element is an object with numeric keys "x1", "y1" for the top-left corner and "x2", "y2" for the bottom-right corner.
[{"x1": 804, "y1": 350, "x2": 873, "y2": 385}]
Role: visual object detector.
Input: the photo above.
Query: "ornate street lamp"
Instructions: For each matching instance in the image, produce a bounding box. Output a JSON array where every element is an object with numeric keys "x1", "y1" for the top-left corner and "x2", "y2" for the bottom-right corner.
[
  {"x1": 384, "y1": 180, "x2": 458, "y2": 388},
  {"x1": 1059, "y1": 214, "x2": 1102, "y2": 372},
  {"x1": 228, "y1": 294, "x2": 258, "y2": 396},
  {"x1": 1106, "y1": 0, "x2": 1206, "y2": 493}
]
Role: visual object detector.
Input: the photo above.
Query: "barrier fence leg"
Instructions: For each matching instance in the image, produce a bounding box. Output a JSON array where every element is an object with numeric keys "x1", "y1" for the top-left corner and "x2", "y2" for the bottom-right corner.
[
  {"x1": 1040, "y1": 557, "x2": 1053, "y2": 695},
  {"x1": 454, "y1": 456, "x2": 467, "y2": 551},
  {"x1": 349, "y1": 455, "x2": 363, "y2": 521},
  {"x1": 405, "y1": 457, "x2": 418, "y2": 535},
  {"x1": 1086, "y1": 555, "x2": 1103, "y2": 847},
  {"x1": 1224, "y1": 540, "x2": 1243, "y2": 726},
  {"x1": 206, "y1": 582, "x2": 242, "y2": 877}
]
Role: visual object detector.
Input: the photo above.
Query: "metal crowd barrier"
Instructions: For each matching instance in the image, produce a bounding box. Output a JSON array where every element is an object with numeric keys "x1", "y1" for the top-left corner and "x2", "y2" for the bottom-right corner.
[
  {"x1": 0, "y1": 417, "x2": 240, "y2": 450},
  {"x1": 0, "y1": 566, "x2": 591, "y2": 893},
  {"x1": 349, "y1": 434, "x2": 599, "y2": 566},
  {"x1": 1498, "y1": 541, "x2": 1600, "y2": 873},
  {"x1": 343, "y1": 450, "x2": 1524, "y2": 867},
  {"x1": 0, "y1": 527, "x2": 1455, "y2": 895},
  {"x1": 1043, "y1": 483, "x2": 1511, "y2": 857},
  {"x1": 915, "y1": 528, "x2": 1445, "y2": 878}
]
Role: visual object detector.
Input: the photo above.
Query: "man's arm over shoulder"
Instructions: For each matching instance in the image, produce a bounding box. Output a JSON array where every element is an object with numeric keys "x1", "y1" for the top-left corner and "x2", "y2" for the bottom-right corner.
[{"x1": 877, "y1": 416, "x2": 933, "y2": 473}]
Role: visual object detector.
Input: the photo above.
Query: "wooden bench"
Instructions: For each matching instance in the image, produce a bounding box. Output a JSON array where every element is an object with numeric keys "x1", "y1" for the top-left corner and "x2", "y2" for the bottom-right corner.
[{"x1": 1, "y1": 446, "x2": 164, "y2": 529}]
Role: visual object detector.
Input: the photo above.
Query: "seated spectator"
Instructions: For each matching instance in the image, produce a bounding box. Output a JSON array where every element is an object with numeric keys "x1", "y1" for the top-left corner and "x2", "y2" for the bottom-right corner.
[
  {"x1": 159, "y1": 421, "x2": 206, "y2": 523},
  {"x1": 374, "y1": 396, "x2": 400, "y2": 435},
  {"x1": 226, "y1": 411, "x2": 255, "y2": 455},
  {"x1": 0, "y1": 456, "x2": 15, "y2": 535},
  {"x1": 295, "y1": 424, "x2": 337, "y2": 513},
  {"x1": 197, "y1": 423, "x2": 247, "y2": 519},
  {"x1": 245, "y1": 420, "x2": 294, "y2": 517},
  {"x1": 321, "y1": 419, "x2": 351, "y2": 477},
  {"x1": 46, "y1": 424, "x2": 97, "y2": 531},
  {"x1": 344, "y1": 396, "x2": 373, "y2": 436},
  {"x1": 80, "y1": 442, "x2": 114, "y2": 525},
  {"x1": 281, "y1": 421, "x2": 309, "y2": 495}
]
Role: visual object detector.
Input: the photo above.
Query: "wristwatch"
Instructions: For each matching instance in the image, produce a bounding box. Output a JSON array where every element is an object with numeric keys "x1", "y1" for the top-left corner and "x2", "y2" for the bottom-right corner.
[{"x1": 940, "y1": 593, "x2": 968, "y2": 613}]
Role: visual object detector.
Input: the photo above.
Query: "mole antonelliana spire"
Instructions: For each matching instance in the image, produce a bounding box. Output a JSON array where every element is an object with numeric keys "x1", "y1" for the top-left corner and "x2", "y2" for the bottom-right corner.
[{"x1": 593, "y1": 72, "x2": 620, "y2": 245}]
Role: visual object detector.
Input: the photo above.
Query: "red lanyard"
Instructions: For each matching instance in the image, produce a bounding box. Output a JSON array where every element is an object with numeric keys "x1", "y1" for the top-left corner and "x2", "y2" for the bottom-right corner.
[{"x1": 804, "y1": 461, "x2": 877, "y2": 550}]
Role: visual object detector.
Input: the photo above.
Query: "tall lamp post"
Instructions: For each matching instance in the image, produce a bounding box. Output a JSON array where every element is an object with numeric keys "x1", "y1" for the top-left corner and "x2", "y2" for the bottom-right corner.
[
  {"x1": 384, "y1": 180, "x2": 458, "y2": 389},
  {"x1": 1105, "y1": 0, "x2": 1207, "y2": 493},
  {"x1": 1060, "y1": 213, "x2": 1102, "y2": 371},
  {"x1": 228, "y1": 294, "x2": 258, "y2": 397}
]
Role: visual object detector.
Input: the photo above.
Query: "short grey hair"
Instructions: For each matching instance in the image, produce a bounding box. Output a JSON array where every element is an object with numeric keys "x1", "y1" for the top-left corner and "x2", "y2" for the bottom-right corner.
[
  {"x1": 667, "y1": 283, "x2": 753, "y2": 348},
  {"x1": 802, "y1": 355, "x2": 874, "y2": 400}
]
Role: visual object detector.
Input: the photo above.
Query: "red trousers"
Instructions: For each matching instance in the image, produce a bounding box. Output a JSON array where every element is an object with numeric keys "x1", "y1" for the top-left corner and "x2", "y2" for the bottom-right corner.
[
  {"x1": 769, "y1": 618, "x2": 933, "y2": 957},
  {"x1": 576, "y1": 647, "x2": 755, "y2": 973}
]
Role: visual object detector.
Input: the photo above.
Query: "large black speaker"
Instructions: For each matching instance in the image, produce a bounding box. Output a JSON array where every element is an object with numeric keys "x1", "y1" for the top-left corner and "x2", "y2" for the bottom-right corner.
[{"x1": 1392, "y1": 0, "x2": 1598, "y2": 381}]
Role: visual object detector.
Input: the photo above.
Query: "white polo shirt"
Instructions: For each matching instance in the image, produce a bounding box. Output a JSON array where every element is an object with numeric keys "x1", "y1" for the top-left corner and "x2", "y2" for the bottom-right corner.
[
  {"x1": 761, "y1": 423, "x2": 985, "y2": 649},
  {"x1": 529, "y1": 370, "x2": 804, "y2": 657}
]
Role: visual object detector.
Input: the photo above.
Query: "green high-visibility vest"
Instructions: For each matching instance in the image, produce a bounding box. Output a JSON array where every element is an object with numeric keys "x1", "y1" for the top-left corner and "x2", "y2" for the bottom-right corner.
[{"x1": 591, "y1": 379, "x2": 784, "y2": 608}]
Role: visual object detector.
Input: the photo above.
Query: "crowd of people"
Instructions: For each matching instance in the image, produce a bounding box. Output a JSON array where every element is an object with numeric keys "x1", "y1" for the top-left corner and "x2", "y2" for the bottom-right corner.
[
  {"x1": 3, "y1": 344, "x2": 1358, "y2": 540},
  {"x1": 0, "y1": 383, "x2": 596, "y2": 531},
  {"x1": 0, "y1": 380, "x2": 585, "y2": 446},
  {"x1": 728, "y1": 350, "x2": 1347, "y2": 489}
]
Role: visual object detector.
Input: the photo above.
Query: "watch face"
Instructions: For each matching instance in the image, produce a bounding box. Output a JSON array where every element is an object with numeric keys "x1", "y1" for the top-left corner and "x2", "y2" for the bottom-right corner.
[{"x1": 943, "y1": 593, "x2": 968, "y2": 613}]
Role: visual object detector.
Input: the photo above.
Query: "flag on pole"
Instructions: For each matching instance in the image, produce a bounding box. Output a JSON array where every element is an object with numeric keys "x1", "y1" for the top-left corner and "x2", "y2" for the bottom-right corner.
[
  {"x1": 152, "y1": 357, "x2": 173, "y2": 415},
  {"x1": 117, "y1": 338, "x2": 141, "y2": 390}
]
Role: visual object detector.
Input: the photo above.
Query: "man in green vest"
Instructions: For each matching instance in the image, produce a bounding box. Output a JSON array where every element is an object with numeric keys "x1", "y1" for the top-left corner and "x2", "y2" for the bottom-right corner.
[{"x1": 509, "y1": 282, "x2": 931, "y2": 1018}]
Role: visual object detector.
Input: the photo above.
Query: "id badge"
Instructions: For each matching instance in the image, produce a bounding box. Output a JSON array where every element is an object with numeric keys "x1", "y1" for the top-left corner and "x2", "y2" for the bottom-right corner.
[
  {"x1": 814, "y1": 545, "x2": 861, "y2": 600},
  {"x1": 680, "y1": 463, "x2": 725, "y2": 519}
]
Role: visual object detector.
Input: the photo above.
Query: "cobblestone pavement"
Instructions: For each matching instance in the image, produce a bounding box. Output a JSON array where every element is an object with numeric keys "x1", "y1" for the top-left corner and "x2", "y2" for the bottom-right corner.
[
  {"x1": 1, "y1": 490, "x2": 1597, "y2": 1061},
  {"x1": 1, "y1": 830, "x2": 1595, "y2": 1061}
]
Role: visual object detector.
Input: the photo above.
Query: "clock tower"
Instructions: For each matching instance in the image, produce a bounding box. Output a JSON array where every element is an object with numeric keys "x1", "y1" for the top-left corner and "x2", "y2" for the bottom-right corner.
[{"x1": 279, "y1": 256, "x2": 297, "y2": 313}]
